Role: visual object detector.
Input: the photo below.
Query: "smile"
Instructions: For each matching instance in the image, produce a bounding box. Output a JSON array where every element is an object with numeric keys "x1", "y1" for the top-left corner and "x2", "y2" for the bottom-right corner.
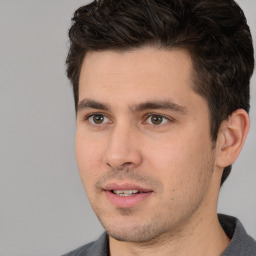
[
  {"x1": 112, "y1": 190, "x2": 142, "y2": 196},
  {"x1": 103, "y1": 183, "x2": 153, "y2": 208}
]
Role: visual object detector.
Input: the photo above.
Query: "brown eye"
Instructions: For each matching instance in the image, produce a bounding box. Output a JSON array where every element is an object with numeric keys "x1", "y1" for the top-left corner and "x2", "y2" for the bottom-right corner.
[
  {"x1": 88, "y1": 114, "x2": 108, "y2": 124},
  {"x1": 151, "y1": 115, "x2": 163, "y2": 125},
  {"x1": 146, "y1": 115, "x2": 167, "y2": 125}
]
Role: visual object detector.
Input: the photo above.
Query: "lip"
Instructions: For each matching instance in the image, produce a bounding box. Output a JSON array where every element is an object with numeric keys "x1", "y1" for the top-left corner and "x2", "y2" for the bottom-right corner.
[
  {"x1": 104, "y1": 183, "x2": 153, "y2": 192},
  {"x1": 103, "y1": 183, "x2": 153, "y2": 208}
]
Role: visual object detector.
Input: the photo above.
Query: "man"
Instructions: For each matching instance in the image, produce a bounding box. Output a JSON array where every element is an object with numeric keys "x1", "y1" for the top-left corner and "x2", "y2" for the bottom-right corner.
[{"x1": 63, "y1": 0, "x2": 256, "y2": 255}]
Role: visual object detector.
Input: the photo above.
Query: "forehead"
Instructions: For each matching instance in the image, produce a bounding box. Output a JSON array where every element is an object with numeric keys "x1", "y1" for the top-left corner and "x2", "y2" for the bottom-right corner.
[
  {"x1": 80, "y1": 46, "x2": 192, "y2": 79},
  {"x1": 78, "y1": 46, "x2": 196, "y2": 106}
]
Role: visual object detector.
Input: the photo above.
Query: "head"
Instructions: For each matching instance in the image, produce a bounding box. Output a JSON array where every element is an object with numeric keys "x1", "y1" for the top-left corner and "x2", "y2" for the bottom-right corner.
[
  {"x1": 66, "y1": 0, "x2": 254, "y2": 187},
  {"x1": 66, "y1": 0, "x2": 254, "y2": 245}
]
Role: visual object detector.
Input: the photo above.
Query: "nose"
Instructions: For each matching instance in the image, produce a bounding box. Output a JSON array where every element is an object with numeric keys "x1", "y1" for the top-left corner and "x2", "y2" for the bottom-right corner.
[{"x1": 103, "y1": 123, "x2": 143, "y2": 170}]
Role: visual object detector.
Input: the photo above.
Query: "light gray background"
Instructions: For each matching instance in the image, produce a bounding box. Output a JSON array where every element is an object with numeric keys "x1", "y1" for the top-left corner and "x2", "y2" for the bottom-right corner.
[{"x1": 0, "y1": 0, "x2": 255, "y2": 255}]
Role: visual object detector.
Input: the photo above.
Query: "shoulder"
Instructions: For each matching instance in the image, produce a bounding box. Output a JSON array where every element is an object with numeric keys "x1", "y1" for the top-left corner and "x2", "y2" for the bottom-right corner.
[
  {"x1": 61, "y1": 241, "x2": 95, "y2": 256},
  {"x1": 219, "y1": 214, "x2": 256, "y2": 256},
  {"x1": 61, "y1": 233, "x2": 109, "y2": 256}
]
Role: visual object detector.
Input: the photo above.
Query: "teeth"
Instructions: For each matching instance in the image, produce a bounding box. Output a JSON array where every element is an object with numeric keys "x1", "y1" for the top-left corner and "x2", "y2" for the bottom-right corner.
[{"x1": 113, "y1": 190, "x2": 140, "y2": 196}]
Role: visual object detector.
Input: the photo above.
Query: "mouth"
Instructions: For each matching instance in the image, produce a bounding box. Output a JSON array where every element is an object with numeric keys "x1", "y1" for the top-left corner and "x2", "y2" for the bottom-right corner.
[
  {"x1": 112, "y1": 190, "x2": 144, "y2": 196},
  {"x1": 104, "y1": 183, "x2": 153, "y2": 208}
]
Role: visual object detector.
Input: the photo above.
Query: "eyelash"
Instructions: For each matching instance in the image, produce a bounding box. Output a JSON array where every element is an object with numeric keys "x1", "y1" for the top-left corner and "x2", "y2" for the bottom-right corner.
[
  {"x1": 144, "y1": 113, "x2": 173, "y2": 126},
  {"x1": 84, "y1": 113, "x2": 174, "y2": 127},
  {"x1": 84, "y1": 113, "x2": 111, "y2": 125}
]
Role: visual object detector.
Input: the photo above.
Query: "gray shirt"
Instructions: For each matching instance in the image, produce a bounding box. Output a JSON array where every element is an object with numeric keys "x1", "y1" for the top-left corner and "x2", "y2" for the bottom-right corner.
[{"x1": 62, "y1": 214, "x2": 256, "y2": 256}]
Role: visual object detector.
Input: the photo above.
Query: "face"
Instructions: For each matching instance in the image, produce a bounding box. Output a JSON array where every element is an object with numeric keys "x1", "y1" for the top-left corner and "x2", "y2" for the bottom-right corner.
[{"x1": 76, "y1": 46, "x2": 218, "y2": 243}]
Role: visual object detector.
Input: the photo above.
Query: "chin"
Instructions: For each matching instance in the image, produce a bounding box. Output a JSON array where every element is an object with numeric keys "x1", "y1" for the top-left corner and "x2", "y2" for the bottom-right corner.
[
  {"x1": 107, "y1": 226, "x2": 169, "y2": 243},
  {"x1": 101, "y1": 217, "x2": 170, "y2": 243}
]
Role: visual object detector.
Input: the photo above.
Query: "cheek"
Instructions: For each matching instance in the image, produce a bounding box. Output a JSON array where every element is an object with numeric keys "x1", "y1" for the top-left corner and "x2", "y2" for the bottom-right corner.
[
  {"x1": 147, "y1": 134, "x2": 214, "y2": 213},
  {"x1": 75, "y1": 132, "x2": 105, "y2": 189},
  {"x1": 147, "y1": 129, "x2": 213, "y2": 184}
]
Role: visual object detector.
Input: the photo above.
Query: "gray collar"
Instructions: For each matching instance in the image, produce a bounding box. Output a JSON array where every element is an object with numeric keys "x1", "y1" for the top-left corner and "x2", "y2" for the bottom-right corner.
[{"x1": 219, "y1": 214, "x2": 256, "y2": 255}]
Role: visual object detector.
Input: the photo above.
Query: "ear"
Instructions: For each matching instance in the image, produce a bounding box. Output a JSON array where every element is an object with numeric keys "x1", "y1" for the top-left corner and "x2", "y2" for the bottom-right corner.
[{"x1": 215, "y1": 109, "x2": 250, "y2": 168}]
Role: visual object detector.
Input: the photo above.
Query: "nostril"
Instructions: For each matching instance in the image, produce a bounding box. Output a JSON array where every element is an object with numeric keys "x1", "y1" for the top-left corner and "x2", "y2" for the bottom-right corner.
[
  {"x1": 107, "y1": 162, "x2": 133, "y2": 171},
  {"x1": 120, "y1": 162, "x2": 133, "y2": 168}
]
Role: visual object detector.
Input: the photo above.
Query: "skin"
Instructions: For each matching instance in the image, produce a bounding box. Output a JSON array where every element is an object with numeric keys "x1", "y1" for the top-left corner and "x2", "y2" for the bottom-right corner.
[{"x1": 75, "y1": 46, "x2": 249, "y2": 256}]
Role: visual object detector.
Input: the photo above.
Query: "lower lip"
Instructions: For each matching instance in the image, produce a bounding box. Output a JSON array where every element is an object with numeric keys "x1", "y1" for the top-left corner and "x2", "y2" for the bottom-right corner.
[{"x1": 105, "y1": 190, "x2": 152, "y2": 208}]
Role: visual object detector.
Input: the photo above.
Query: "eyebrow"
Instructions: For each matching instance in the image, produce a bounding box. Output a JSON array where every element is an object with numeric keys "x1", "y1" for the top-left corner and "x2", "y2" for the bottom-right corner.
[
  {"x1": 77, "y1": 98, "x2": 188, "y2": 114},
  {"x1": 131, "y1": 100, "x2": 188, "y2": 114},
  {"x1": 77, "y1": 99, "x2": 110, "y2": 112}
]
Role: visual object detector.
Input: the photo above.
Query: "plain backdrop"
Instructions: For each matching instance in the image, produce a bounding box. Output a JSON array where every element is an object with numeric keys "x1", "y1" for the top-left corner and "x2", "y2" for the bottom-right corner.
[{"x1": 0, "y1": 0, "x2": 255, "y2": 255}]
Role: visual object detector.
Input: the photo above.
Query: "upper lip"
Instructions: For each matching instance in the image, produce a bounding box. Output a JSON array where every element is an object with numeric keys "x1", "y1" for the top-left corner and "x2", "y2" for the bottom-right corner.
[{"x1": 104, "y1": 183, "x2": 153, "y2": 193}]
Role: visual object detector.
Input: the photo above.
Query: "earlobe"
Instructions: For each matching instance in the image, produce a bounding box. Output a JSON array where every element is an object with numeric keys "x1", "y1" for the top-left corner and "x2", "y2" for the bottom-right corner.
[{"x1": 215, "y1": 109, "x2": 250, "y2": 168}]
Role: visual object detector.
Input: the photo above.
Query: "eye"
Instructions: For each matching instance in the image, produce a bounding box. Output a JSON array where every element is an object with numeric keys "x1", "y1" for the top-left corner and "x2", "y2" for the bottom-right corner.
[
  {"x1": 88, "y1": 114, "x2": 110, "y2": 125},
  {"x1": 146, "y1": 114, "x2": 168, "y2": 125}
]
